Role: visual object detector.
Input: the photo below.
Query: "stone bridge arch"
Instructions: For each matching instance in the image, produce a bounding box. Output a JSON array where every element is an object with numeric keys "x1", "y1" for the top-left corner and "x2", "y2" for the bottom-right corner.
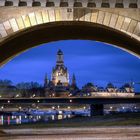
[{"x1": 0, "y1": 5, "x2": 140, "y2": 66}]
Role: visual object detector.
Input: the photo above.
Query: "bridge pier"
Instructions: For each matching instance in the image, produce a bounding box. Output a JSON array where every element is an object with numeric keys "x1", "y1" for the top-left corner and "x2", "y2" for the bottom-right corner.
[{"x1": 90, "y1": 104, "x2": 104, "y2": 116}]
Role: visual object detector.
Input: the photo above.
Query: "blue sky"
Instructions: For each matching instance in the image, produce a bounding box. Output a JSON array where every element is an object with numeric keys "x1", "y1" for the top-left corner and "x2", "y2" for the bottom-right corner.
[{"x1": 0, "y1": 40, "x2": 140, "y2": 91}]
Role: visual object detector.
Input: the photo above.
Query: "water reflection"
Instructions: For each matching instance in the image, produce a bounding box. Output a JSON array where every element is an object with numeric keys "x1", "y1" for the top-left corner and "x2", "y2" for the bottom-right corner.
[
  {"x1": 0, "y1": 108, "x2": 91, "y2": 126},
  {"x1": 0, "y1": 114, "x2": 73, "y2": 125}
]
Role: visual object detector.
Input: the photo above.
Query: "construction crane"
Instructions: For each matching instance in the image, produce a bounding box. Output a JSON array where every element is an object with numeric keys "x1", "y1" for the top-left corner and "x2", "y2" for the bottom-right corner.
[{"x1": 110, "y1": 81, "x2": 140, "y2": 85}]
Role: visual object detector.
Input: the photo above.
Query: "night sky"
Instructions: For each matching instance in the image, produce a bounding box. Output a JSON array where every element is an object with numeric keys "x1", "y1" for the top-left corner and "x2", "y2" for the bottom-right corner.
[{"x1": 0, "y1": 40, "x2": 140, "y2": 91}]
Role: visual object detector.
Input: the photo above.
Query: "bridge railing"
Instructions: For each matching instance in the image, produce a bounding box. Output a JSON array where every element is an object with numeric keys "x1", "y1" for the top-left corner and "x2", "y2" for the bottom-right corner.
[{"x1": 0, "y1": 0, "x2": 140, "y2": 8}]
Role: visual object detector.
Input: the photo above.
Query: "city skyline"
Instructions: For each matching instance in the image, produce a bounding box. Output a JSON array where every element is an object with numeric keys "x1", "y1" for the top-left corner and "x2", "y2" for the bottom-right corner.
[{"x1": 0, "y1": 40, "x2": 140, "y2": 91}]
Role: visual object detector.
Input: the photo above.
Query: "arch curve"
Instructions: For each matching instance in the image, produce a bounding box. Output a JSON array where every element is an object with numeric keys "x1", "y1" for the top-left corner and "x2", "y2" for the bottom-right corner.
[
  {"x1": 0, "y1": 21, "x2": 140, "y2": 66},
  {"x1": 0, "y1": 7, "x2": 140, "y2": 66}
]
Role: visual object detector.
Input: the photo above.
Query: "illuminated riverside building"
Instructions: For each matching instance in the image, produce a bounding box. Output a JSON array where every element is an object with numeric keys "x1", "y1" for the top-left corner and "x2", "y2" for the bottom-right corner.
[
  {"x1": 44, "y1": 49, "x2": 78, "y2": 97},
  {"x1": 44, "y1": 50, "x2": 135, "y2": 98},
  {"x1": 51, "y1": 49, "x2": 69, "y2": 86},
  {"x1": 0, "y1": 50, "x2": 135, "y2": 98},
  {"x1": 81, "y1": 83, "x2": 135, "y2": 97}
]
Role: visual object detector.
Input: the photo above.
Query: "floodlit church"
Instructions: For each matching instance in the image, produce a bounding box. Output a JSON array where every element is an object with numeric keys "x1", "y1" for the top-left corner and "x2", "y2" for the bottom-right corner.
[
  {"x1": 44, "y1": 49, "x2": 134, "y2": 98},
  {"x1": 51, "y1": 49, "x2": 69, "y2": 87},
  {"x1": 44, "y1": 49, "x2": 78, "y2": 97}
]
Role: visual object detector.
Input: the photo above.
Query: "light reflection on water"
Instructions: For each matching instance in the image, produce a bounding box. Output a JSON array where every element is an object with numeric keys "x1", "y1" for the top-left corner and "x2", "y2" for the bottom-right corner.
[{"x1": 0, "y1": 114, "x2": 72, "y2": 126}]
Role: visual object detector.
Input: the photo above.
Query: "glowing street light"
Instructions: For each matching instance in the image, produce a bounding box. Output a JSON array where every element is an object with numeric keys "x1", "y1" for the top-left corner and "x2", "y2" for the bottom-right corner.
[
  {"x1": 16, "y1": 94, "x2": 19, "y2": 98},
  {"x1": 32, "y1": 94, "x2": 35, "y2": 98},
  {"x1": 69, "y1": 100, "x2": 72, "y2": 103},
  {"x1": 52, "y1": 106, "x2": 55, "y2": 109},
  {"x1": 110, "y1": 106, "x2": 113, "y2": 109},
  {"x1": 1, "y1": 106, "x2": 4, "y2": 110},
  {"x1": 68, "y1": 106, "x2": 71, "y2": 109}
]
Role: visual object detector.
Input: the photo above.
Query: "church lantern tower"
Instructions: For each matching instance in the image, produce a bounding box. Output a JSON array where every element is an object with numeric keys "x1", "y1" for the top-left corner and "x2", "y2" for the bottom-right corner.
[
  {"x1": 51, "y1": 49, "x2": 69, "y2": 86},
  {"x1": 56, "y1": 49, "x2": 64, "y2": 66}
]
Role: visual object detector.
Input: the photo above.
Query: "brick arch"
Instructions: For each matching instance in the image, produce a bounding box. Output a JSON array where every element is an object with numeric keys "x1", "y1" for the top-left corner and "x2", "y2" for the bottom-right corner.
[{"x1": 0, "y1": 7, "x2": 140, "y2": 66}]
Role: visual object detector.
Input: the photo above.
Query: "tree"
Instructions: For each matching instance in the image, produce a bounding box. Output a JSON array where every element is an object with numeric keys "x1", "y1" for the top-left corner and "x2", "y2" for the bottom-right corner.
[
  {"x1": 16, "y1": 82, "x2": 43, "y2": 97},
  {"x1": 0, "y1": 79, "x2": 12, "y2": 87}
]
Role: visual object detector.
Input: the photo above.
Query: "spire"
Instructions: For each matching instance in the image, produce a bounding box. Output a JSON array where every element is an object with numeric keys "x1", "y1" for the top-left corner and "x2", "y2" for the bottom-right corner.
[
  {"x1": 72, "y1": 73, "x2": 76, "y2": 86},
  {"x1": 56, "y1": 49, "x2": 64, "y2": 66},
  {"x1": 44, "y1": 73, "x2": 49, "y2": 87},
  {"x1": 45, "y1": 73, "x2": 48, "y2": 79}
]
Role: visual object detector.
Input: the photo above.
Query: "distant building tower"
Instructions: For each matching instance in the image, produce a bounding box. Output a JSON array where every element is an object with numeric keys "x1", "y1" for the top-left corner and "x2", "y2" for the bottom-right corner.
[
  {"x1": 72, "y1": 74, "x2": 76, "y2": 87},
  {"x1": 70, "y1": 73, "x2": 79, "y2": 96},
  {"x1": 44, "y1": 73, "x2": 49, "y2": 88},
  {"x1": 51, "y1": 49, "x2": 69, "y2": 86}
]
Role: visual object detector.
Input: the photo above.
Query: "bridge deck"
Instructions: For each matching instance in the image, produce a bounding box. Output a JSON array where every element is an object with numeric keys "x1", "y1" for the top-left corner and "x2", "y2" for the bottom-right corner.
[{"x1": 0, "y1": 97, "x2": 140, "y2": 104}]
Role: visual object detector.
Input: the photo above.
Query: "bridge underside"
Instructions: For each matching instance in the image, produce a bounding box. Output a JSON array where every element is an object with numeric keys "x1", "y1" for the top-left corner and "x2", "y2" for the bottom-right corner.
[
  {"x1": 0, "y1": 21, "x2": 140, "y2": 66},
  {"x1": 0, "y1": 7, "x2": 140, "y2": 66}
]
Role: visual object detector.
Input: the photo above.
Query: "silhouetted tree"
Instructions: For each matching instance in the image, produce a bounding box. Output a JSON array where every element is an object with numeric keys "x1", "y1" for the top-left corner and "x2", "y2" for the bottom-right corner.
[
  {"x1": 0, "y1": 79, "x2": 12, "y2": 87},
  {"x1": 16, "y1": 82, "x2": 43, "y2": 97}
]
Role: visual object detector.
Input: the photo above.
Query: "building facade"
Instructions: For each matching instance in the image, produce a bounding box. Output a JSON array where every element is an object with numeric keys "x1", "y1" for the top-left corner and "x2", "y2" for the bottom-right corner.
[
  {"x1": 51, "y1": 49, "x2": 69, "y2": 86},
  {"x1": 81, "y1": 82, "x2": 135, "y2": 97},
  {"x1": 44, "y1": 50, "x2": 135, "y2": 98},
  {"x1": 44, "y1": 49, "x2": 78, "y2": 97}
]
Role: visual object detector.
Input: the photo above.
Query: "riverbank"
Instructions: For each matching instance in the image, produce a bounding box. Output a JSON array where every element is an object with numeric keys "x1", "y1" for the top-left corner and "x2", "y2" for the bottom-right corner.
[
  {"x1": 0, "y1": 113, "x2": 140, "y2": 129},
  {"x1": 1, "y1": 127, "x2": 140, "y2": 140}
]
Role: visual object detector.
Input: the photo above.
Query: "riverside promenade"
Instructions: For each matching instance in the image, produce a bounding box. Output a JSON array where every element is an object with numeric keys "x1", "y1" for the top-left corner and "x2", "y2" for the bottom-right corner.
[{"x1": 1, "y1": 127, "x2": 140, "y2": 140}]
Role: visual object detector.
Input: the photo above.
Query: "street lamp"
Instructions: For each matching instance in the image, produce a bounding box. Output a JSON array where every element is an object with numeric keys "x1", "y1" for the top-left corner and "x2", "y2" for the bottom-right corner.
[
  {"x1": 19, "y1": 106, "x2": 22, "y2": 111},
  {"x1": 16, "y1": 94, "x2": 19, "y2": 98},
  {"x1": 1, "y1": 106, "x2": 4, "y2": 111},
  {"x1": 68, "y1": 106, "x2": 70, "y2": 109},
  {"x1": 70, "y1": 99, "x2": 72, "y2": 103},
  {"x1": 110, "y1": 106, "x2": 113, "y2": 109}
]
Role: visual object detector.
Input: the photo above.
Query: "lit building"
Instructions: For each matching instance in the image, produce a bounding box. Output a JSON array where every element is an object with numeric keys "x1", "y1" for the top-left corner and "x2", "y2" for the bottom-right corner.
[
  {"x1": 87, "y1": 83, "x2": 135, "y2": 97},
  {"x1": 44, "y1": 50, "x2": 135, "y2": 98},
  {"x1": 51, "y1": 49, "x2": 69, "y2": 86},
  {"x1": 44, "y1": 49, "x2": 77, "y2": 97}
]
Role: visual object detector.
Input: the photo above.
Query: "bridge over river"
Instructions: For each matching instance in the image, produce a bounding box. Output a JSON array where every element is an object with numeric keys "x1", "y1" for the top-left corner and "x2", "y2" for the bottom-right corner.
[{"x1": 0, "y1": 96, "x2": 140, "y2": 116}]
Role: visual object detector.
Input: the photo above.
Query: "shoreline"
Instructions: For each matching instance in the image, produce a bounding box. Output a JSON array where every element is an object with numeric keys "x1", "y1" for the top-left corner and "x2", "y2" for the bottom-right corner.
[
  {"x1": 1, "y1": 126, "x2": 140, "y2": 140},
  {"x1": 0, "y1": 113, "x2": 140, "y2": 129}
]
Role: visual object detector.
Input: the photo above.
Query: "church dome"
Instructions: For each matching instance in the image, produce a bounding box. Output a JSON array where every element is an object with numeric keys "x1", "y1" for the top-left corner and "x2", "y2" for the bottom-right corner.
[{"x1": 57, "y1": 49, "x2": 63, "y2": 55}]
